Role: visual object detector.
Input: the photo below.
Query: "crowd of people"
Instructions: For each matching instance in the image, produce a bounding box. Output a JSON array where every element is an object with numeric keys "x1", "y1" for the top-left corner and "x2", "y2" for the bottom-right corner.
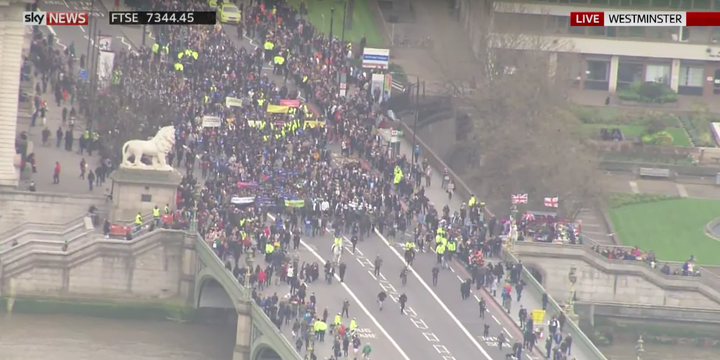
[
  {"x1": 24, "y1": 1, "x2": 635, "y2": 359},
  {"x1": 590, "y1": 244, "x2": 701, "y2": 277}
]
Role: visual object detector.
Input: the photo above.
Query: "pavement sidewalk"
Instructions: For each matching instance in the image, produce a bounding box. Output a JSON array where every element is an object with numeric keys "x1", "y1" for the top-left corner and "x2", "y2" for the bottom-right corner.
[{"x1": 19, "y1": 73, "x2": 104, "y2": 195}]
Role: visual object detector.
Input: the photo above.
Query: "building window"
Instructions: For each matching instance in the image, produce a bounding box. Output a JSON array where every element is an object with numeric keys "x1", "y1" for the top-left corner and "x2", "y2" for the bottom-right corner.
[
  {"x1": 712, "y1": 27, "x2": 720, "y2": 42},
  {"x1": 569, "y1": 26, "x2": 587, "y2": 35},
  {"x1": 694, "y1": 0, "x2": 712, "y2": 9},
  {"x1": 587, "y1": 60, "x2": 609, "y2": 81},
  {"x1": 617, "y1": 62, "x2": 644, "y2": 89},
  {"x1": 645, "y1": 64, "x2": 671, "y2": 84},
  {"x1": 585, "y1": 60, "x2": 610, "y2": 91},
  {"x1": 680, "y1": 65, "x2": 704, "y2": 87},
  {"x1": 678, "y1": 64, "x2": 705, "y2": 96}
]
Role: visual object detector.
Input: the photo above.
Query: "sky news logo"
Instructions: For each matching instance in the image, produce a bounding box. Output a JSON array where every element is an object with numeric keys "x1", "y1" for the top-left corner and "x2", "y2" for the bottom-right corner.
[{"x1": 23, "y1": 11, "x2": 89, "y2": 26}]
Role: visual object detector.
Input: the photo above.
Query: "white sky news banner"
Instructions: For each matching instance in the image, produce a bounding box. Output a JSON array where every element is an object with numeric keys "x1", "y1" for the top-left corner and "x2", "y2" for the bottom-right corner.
[{"x1": 362, "y1": 48, "x2": 390, "y2": 69}]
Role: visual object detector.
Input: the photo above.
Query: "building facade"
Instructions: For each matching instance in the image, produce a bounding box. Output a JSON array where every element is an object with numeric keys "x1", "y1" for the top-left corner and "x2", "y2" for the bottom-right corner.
[{"x1": 456, "y1": 0, "x2": 720, "y2": 98}]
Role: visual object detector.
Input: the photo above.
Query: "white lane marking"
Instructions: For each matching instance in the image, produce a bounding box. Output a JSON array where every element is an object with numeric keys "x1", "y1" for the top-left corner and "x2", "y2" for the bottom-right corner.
[
  {"x1": 373, "y1": 229, "x2": 494, "y2": 360},
  {"x1": 450, "y1": 267, "x2": 455, "y2": 273},
  {"x1": 491, "y1": 315, "x2": 500, "y2": 324},
  {"x1": 629, "y1": 181, "x2": 640, "y2": 194},
  {"x1": 84, "y1": 35, "x2": 96, "y2": 47},
  {"x1": 117, "y1": 36, "x2": 133, "y2": 50},
  {"x1": 243, "y1": 34, "x2": 259, "y2": 49},
  {"x1": 355, "y1": 248, "x2": 364, "y2": 256},
  {"x1": 474, "y1": 295, "x2": 481, "y2": 302},
  {"x1": 503, "y1": 328, "x2": 513, "y2": 339},
  {"x1": 47, "y1": 25, "x2": 57, "y2": 36},
  {"x1": 269, "y1": 215, "x2": 412, "y2": 360},
  {"x1": 456, "y1": 275, "x2": 463, "y2": 281},
  {"x1": 379, "y1": 273, "x2": 387, "y2": 281},
  {"x1": 79, "y1": 25, "x2": 86, "y2": 33},
  {"x1": 677, "y1": 184, "x2": 689, "y2": 198}
]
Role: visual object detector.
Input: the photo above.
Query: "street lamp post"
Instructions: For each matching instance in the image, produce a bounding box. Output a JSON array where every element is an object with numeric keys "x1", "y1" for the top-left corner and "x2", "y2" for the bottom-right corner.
[
  {"x1": 411, "y1": 76, "x2": 420, "y2": 161},
  {"x1": 567, "y1": 265, "x2": 578, "y2": 317},
  {"x1": 244, "y1": 250, "x2": 255, "y2": 299},
  {"x1": 85, "y1": 0, "x2": 97, "y2": 62},
  {"x1": 329, "y1": 8, "x2": 335, "y2": 44},
  {"x1": 87, "y1": 28, "x2": 101, "y2": 132},
  {"x1": 341, "y1": 1, "x2": 347, "y2": 44},
  {"x1": 635, "y1": 335, "x2": 644, "y2": 360}
]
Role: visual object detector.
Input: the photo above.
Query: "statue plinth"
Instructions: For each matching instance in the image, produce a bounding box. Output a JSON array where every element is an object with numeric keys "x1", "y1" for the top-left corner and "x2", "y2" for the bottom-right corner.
[{"x1": 108, "y1": 168, "x2": 183, "y2": 224}]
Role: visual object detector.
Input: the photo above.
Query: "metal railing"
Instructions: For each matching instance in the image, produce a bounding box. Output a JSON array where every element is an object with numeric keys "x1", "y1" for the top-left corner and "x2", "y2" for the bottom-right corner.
[{"x1": 503, "y1": 249, "x2": 608, "y2": 360}]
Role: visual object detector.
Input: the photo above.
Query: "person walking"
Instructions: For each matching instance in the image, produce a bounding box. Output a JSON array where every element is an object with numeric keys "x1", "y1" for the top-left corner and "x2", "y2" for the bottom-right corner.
[{"x1": 53, "y1": 161, "x2": 61, "y2": 184}]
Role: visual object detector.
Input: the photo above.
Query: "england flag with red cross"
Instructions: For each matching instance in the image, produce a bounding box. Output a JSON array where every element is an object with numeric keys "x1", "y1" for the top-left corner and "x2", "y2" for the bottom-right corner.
[{"x1": 544, "y1": 197, "x2": 559, "y2": 208}]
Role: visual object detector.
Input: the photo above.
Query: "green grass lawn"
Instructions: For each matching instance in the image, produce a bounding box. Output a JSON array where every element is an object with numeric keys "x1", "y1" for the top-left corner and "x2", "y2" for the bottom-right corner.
[
  {"x1": 582, "y1": 124, "x2": 693, "y2": 147},
  {"x1": 286, "y1": 0, "x2": 385, "y2": 46},
  {"x1": 610, "y1": 198, "x2": 720, "y2": 265}
]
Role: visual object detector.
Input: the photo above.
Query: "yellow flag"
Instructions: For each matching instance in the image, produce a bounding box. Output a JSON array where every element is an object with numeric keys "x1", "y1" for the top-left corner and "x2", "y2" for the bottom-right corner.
[{"x1": 267, "y1": 105, "x2": 290, "y2": 114}]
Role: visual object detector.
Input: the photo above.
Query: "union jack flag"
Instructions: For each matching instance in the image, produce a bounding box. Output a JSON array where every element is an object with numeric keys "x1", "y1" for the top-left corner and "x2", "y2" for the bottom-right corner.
[
  {"x1": 544, "y1": 197, "x2": 559, "y2": 208},
  {"x1": 511, "y1": 194, "x2": 528, "y2": 204}
]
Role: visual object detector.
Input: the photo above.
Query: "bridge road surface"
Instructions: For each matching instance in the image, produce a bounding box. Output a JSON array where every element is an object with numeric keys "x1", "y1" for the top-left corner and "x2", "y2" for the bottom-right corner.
[
  {"x1": 285, "y1": 221, "x2": 505, "y2": 360},
  {"x1": 244, "y1": 226, "x2": 414, "y2": 360},
  {"x1": 374, "y1": 122, "x2": 601, "y2": 360}
]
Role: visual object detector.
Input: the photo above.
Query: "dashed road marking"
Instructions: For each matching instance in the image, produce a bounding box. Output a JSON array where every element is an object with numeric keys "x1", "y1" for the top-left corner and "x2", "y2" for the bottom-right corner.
[{"x1": 491, "y1": 315, "x2": 500, "y2": 324}]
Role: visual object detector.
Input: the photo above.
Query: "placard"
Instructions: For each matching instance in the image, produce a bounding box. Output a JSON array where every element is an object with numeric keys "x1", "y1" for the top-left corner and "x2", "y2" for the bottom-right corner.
[{"x1": 202, "y1": 115, "x2": 222, "y2": 127}]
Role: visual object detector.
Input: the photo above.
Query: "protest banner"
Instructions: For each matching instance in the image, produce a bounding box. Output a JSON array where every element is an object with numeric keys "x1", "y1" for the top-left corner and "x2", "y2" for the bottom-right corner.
[
  {"x1": 202, "y1": 115, "x2": 222, "y2": 127},
  {"x1": 231, "y1": 196, "x2": 255, "y2": 204},
  {"x1": 267, "y1": 105, "x2": 290, "y2": 114},
  {"x1": 280, "y1": 99, "x2": 300, "y2": 107},
  {"x1": 284, "y1": 199, "x2": 305, "y2": 208},
  {"x1": 226, "y1": 97, "x2": 243, "y2": 107}
]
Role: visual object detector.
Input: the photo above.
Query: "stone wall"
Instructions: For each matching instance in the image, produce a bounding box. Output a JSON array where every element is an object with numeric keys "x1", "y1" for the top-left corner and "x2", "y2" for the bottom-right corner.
[
  {"x1": 0, "y1": 230, "x2": 196, "y2": 302},
  {"x1": 0, "y1": 190, "x2": 106, "y2": 231},
  {"x1": 575, "y1": 301, "x2": 720, "y2": 325},
  {"x1": 515, "y1": 242, "x2": 720, "y2": 309}
]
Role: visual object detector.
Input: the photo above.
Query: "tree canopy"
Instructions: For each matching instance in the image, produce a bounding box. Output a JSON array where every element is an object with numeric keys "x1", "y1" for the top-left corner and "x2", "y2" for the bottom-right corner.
[{"x1": 429, "y1": 21, "x2": 603, "y2": 216}]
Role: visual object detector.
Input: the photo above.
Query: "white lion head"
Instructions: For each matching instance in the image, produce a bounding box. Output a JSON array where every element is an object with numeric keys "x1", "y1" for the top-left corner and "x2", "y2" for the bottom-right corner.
[{"x1": 153, "y1": 126, "x2": 175, "y2": 153}]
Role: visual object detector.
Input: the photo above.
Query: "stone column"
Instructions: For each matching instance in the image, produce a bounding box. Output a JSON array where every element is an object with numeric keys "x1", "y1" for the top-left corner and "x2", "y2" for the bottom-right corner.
[
  {"x1": 670, "y1": 59, "x2": 681, "y2": 92},
  {"x1": 0, "y1": 3, "x2": 25, "y2": 187},
  {"x1": 608, "y1": 55, "x2": 620, "y2": 93},
  {"x1": 547, "y1": 52, "x2": 558, "y2": 81},
  {"x1": 234, "y1": 301, "x2": 252, "y2": 360}
]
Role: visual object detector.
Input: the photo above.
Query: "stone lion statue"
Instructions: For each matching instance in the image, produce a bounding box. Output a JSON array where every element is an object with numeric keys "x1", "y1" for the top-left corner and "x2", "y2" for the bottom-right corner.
[{"x1": 121, "y1": 126, "x2": 175, "y2": 170}]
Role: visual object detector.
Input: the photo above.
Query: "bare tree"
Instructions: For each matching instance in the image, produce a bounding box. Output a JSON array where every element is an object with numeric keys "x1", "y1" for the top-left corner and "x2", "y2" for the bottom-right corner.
[{"x1": 427, "y1": 2, "x2": 602, "y2": 216}]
